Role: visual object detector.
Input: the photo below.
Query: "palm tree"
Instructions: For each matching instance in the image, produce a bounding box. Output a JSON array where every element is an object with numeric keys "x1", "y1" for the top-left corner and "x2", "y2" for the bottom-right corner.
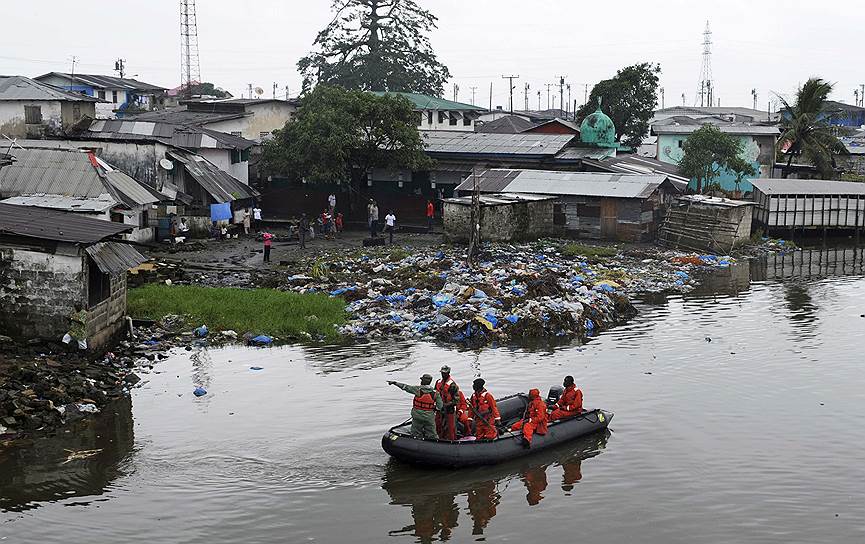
[{"x1": 777, "y1": 78, "x2": 846, "y2": 179}]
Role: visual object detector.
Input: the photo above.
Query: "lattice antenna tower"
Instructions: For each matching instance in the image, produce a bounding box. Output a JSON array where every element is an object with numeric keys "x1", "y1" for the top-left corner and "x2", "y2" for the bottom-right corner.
[
  {"x1": 695, "y1": 20, "x2": 714, "y2": 107},
  {"x1": 180, "y1": 0, "x2": 201, "y2": 99}
]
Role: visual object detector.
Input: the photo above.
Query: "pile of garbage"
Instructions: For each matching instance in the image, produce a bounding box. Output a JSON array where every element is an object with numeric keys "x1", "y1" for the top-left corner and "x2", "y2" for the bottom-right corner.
[{"x1": 282, "y1": 242, "x2": 739, "y2": 346}]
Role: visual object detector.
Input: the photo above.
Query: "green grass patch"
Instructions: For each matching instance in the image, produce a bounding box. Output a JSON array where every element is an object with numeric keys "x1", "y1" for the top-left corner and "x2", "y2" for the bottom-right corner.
[
  {"x1": 127, "y1": 285, "x2": 348, "y2": 343},
  {"x1": 560, "y1": 243, "x2": 619, "y2": 259}
]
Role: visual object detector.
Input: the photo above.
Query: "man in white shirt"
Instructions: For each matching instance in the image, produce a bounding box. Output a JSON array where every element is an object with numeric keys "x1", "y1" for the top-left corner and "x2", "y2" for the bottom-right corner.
[
  {"x1": 328, "y1": 194, "x2": 336, "y2": 214},
  {"x1": 253, "y1": 206, "x2": 262, "y2": 232},
  {"x1": 384, "y1": 210, "x2": 396, "y2": 244}
]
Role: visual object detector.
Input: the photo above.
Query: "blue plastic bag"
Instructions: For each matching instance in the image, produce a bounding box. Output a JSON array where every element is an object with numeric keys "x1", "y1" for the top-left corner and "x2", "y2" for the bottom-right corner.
[
  {"x1": 505, "y1": 315, "x2": 519, "y2": 324},
  {"x1": 250, "y1": 335, "x2": 273, "y2": 346},
  {"x1": 193, "y1": 386, "x2": 207, "y2": 397},
  {"x1": 194, "y1": 325, "x2": 208, "y2": 338}
]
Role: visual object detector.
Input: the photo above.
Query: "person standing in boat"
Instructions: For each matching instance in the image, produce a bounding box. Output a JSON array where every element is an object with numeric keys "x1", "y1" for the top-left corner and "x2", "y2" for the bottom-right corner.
[
  {"x1": 467, "y1": 378, "x2": 501, "y2": 440},
  {"x1": 510, "y1": 388, "x2": 548, "y2": 447},
  {"x1": 549, "y1": 375, "x2": 583, "y2": 421},
  {"x1": 435, "y1": 366, "x2": 468, "y2": 440},
  {"x1": 388, "y1": 374, "x2": 443, "y2": 439}
]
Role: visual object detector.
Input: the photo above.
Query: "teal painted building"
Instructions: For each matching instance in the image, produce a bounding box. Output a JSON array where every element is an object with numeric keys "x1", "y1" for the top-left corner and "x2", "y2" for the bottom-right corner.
[{"x1": 653, "y1": 123, "x2": 779, "y2": 193}]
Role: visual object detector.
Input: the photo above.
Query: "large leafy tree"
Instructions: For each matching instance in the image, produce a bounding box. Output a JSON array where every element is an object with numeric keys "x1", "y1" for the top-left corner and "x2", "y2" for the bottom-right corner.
[
  {"x1": 777, "y1": 78, "x2": 846, "y2": 179},
  {"x1": 576, "y1": 63, "x2": 661, "y2": 149},
  {"x1": 678, "y1": 125, "x2": 757, "y2": 193},
  {"x1": 263, "y1": 86, "x2": 431, "y2": 197},
  {"x1": 298, "y1": 0, "x2": 451, "y2": 96}
]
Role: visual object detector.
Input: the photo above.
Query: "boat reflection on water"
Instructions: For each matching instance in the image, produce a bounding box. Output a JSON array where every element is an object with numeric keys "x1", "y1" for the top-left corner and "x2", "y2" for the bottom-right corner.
[
  {"x1": 0, "y1": 397, "x2": 134, "y2": 512},
  {"x1": 382, "y1": 430, "x2": 610, "y2": 542}
]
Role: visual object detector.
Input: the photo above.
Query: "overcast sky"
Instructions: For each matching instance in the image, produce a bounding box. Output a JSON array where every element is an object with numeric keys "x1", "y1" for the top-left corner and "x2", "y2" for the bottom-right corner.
[{"x1": 3, "y1": 1, "x2": 862, "y2": 111}]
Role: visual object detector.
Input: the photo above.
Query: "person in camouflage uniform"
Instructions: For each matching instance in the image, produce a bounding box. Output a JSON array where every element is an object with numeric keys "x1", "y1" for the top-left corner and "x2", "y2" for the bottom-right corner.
[{"x1": 388, "y1": 374, "x2": 443, "y2": 439}]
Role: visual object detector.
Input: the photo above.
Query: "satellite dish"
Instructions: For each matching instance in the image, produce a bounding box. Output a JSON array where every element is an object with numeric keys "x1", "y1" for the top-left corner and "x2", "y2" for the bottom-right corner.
[
  {"x1": 159, "y1": 158, "x2": 174, "y2": 170},
  {"x1": 254, "y1": 87, "x2": 264, "y2": 96}
]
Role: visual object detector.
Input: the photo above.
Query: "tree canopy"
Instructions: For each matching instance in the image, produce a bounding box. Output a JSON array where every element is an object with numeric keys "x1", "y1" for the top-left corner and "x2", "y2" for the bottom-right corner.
[
  {"x1": 677, "y1": 125, "x2": 757, "y2": 193},
  {"x1": 777, "y1": 77, "x2": 846, "y2": 179},
  {"x1": 263, "y1": 85, "x2": 431, "y2": 193},
  {"x1": 189, "y1": 82, "x2": 232, "y2": 98},
  {"x1": 576, "y1": 63, "x2": 661, "y2": 149},
  {"x1": 298, "y1": 0, "x2": 451, "y2": 96}
]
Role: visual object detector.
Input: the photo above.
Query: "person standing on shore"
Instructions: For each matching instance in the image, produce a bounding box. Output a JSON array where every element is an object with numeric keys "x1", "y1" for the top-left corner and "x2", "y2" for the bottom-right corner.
[
  {"x1": 328, "y1": 193, "x2": 336, "y2": 214},
  {"x1": 298, "y1": 213, "x2": 308, "y2": 249},
  {"x1": 426, "y1": 199, "x2": 435, "y2": 232},
  {"x1": 262, "y1": 231, "x2": 273, "y2": 263},
  {"x1": 242, "y1": 208, "x2": 251, "y2": 235},
  {"x1": 368, "y1": 199, "x2": 379, "y2": 238},
  {"x1": 253, "y1": 205, "x2": 262, "y2": 232},
  {"x1": 384, "y1": 210, "x2": 396, "y2": 244}
]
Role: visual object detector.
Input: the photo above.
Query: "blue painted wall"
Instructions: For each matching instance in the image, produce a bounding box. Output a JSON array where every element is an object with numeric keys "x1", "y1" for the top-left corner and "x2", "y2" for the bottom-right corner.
[{"x1": 657, "y1": 133, "x2": 767, "y2": 192}]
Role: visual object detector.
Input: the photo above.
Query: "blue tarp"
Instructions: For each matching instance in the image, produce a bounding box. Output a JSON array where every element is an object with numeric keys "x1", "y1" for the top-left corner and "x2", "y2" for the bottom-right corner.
[{"x1": 210, "y1": 202, "x2": 232, "y2": 222}]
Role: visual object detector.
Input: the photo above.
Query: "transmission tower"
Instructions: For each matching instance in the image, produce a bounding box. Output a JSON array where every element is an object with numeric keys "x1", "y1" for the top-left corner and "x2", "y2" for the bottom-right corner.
[
  {"x1": 180, "y1": 0, "x2": 201, "y2": 99},
  {"x1": 695, "y1": 20, "x2": 713, "y2": 107}
]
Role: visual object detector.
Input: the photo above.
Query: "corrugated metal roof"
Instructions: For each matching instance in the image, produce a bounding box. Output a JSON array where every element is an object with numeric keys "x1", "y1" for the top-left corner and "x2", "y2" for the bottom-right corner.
[
  {"x1": 84, "y1": 119, "x2": 255, "y2": 150},
  {"x1": 677, "y1": 195, "x2": 754, "y2": 208},
  {"x1": 105, "y1": 170, "x2": 159, "y2": 206},
  {"x1": 0, "y1": 75, "x2": 100, "y2": 102},
  {"x1": 124, "y1": 108, "x2": 251, "y2": 126},
  {"x1": 652, "y1": 124, "x2": 779, "y2": 135},
  {"x1": 369, "y1": 92, "x2": 484, "y2": 112},
  {"x1": 1, "y1": 194, "x2": 115, "y2": 213},
  {"x1": 455, "y1": 169, "x2": 668, "y2": 199},
  {"x1": 523, "y1": 118, "x2": 581, "y2": 133},
  {"x1": 444, "y1": 193, "x2": 556, "y2": 206},
  {"x1": 751, "y1": 178, "x2": 865, "y2": 196},
  {"x1": 35, "y1": 72, "x2": 166, "y2": 92},
  {"x1": 554, "y1": 148, "x2": 615, "y2": 160},
  {"x1": 168, "y1": 150, "x2": 258, "y2": 203},
  {"x1": 85, "y1": 242, "x2": 147, "y2": 275},
  {"x1": 0, "y1": 148, "x2": 107, "y2": 198},
  {"x1": 584, "y1": 155, "x2": 690, "y2": 191},
  {"x1": 476, "y1": 115, "x2": 538, "y2": 134},
  {"x1": 0, "y1": 202, "x2": 133, "y2": 244},
  {"x1": 422, "y1": 131, "x2": 575, "y2": 156}
]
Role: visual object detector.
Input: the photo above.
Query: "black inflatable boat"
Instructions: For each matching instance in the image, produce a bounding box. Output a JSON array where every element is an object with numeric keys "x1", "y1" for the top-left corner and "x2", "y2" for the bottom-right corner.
[{"x1": 382, "y1": 388, "x2": 613, "y2": 468}]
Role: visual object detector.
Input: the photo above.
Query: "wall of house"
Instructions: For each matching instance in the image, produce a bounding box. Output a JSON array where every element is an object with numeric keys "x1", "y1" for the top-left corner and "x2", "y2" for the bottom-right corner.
[
  {"x1": 198, "y1": 148, "x2": 249, "y2": 184},
  {"x1": 60, "y1": 101, "x2": 96, "y2": 126},
  {"x1": 443, "y1": 200, "x2": 555, "y2": 242},
  {"x1": 557, "y1": 196, "x2": 655, "y2": 242},
  {"x1": 417, "y1": 110, "x2": 475, "y2": 132},
  {"x1": 659, "y1": 201, "x2": 754, "y2": 252},
  {"x1": 0, "y1": 100, "x2": 63, "y2": 138},
  {"x1": 198, "y1": 117, "x2": 249, "y2": 137},
  {"x1": 656, "y1": 133, "x2": 775, "y2": 192},
  {"x1": 80, "y1": 139, "x2": 172, "y2": 190},
  {"x1": 243, "y1": 102, "x2": 296, "y2": 140},
  {"x1": 85, "y1": 271, "x2": 128, "y2": 350},
  {"x1": 0, "y1": 243, "x2": 85, "y2": 341}
]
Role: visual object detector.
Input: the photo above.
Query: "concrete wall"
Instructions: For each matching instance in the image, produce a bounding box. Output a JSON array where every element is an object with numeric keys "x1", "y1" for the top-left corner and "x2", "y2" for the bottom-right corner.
[
  {"x1": 443, "y1": 200, "x2": 555, "y2": 242},
  {"x1": 0, "y1": 100, "x2": 63, "y2": 138},
  {"x1": 86, "y1": 272, "x2": 128, "y2": 350},
  {"x1": 657, "y1": 133, "x2": 776, "y2": 192},
  {"x1": 82, "y1": 139, "x2": 173, "y2": 189},
  {"x1": 0, "y1": 243, "x2": 85, "y2": 341},
  {"x1": 242, "y1": 102, "x2": 296, "y2": 140},
  {"x1": 60, "y1": 101, "x2": 96, "y2": 126},
  {"x1": 198, "y1": 148, "x2": 249, "y2": 184},
  {"x1": 418, "y1": 110, "x2": 475, "y2": 132}
]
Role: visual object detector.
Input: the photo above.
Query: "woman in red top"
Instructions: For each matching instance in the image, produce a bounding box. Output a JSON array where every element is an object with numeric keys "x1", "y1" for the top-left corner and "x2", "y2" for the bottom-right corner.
[
  {"x1": 426, "y1": 200, "x2": 435, "y2": 232},
  {"x1": 262, "y1": 232, "x2": 273, "y2": 262}
]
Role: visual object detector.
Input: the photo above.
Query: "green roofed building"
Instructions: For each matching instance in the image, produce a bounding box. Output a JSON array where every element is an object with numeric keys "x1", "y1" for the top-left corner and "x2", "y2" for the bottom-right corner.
[{"x1": 370, "y1": 91, "x2": 485, "y2": 132}]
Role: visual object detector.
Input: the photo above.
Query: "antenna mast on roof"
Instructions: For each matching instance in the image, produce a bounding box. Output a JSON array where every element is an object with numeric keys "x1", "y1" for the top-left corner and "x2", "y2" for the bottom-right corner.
[
  {"x1": 180, "y1": 0, "x2": 202, "y2": 99},
  {"x1": 695, "y1": 20, "x2": 713, "y2": 107}
]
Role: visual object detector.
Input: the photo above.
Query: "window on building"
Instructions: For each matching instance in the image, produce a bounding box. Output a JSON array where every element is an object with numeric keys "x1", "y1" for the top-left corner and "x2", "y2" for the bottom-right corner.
[
  {"x1": 72, "y1": 104, "x2": 82, "y2": 122},
  {"x1": 112, "y1": 90, "x2": 118, "y2": 103},
  {"x1": 418, "y1": 112, "x2": 423, "y2": 127},
  {"x1": 427, "y1": 111, "x2": 433, "y2": 125},
  {"x1": 463, "y1": 117, "x2": 472, "y2": 127},
  {"x1": 231, "y1": 131, "x2": 243, "y2": 137},
  {"x1": 678, "y1": 140, "x2": 684, "y2": 149},
  {"x1": 438, "y1": 111, "x2": 447, "y2": 124},
  {"x1": 98, "y1": 90, "x2": 106, "y2": 100},
  {"x1": 87, "y1": 259, "x2": 111, "y2": 308},
  {"x1": 24, "y1": 105, "x2": 42, "y2": 124},
  {"x1": 140, "y1": 210, "x2": 149, "y2": 228},
  {"x1": 448, "y1": 113, "x2": 457, "y2": 126},
  {"x1": 231, "y1": 150, "x2": 241, "y2": 164},
  {"x1": 110, "y1": 212, "x2": 124, "y2": 223}
]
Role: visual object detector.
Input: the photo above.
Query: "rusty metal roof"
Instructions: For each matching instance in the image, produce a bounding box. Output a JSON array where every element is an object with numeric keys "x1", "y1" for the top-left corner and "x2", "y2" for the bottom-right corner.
[
  {"x1": 0, "y1": 202, "x2": 133, "y2": 244},
  {"x1": 168, "y1": 150, "x2": 258, "y2": 203},
  {"x1": 85, "y1": 242, "x2": 147, "y2": 276},
  {"x1": 85, "y1": 119, "x2": 255, "y2": 150}
]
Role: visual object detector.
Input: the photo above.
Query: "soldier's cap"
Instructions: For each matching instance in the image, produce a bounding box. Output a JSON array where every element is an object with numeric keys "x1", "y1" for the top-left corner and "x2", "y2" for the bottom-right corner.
[
  {"x1": 440, "y1": 365, "x2": 451, "y2": 373},
  {"x1": 421, "y1": 373, "x2": 433, "y2": 382}
]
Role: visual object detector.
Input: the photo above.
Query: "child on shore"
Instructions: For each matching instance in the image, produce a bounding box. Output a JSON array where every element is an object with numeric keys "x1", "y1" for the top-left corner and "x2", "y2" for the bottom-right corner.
[{"x1": 262, "y1": 231, "x2": 273, "y2": 262}]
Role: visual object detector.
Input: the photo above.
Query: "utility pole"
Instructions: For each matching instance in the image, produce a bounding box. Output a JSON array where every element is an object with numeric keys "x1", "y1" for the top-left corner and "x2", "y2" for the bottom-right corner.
[
  {"x1": 284, "y1": 85, "x2": 290, "y2": 99},
  {"x1": 566, "y1": 84, "x2": 571, "y2": 118},
  {"x1": 453, "y1": 83, "x2": 459, "y2": 102},
  {"x1": 537, "y1": 90, "x2": 541, "y2": 111},
  {"x1": 273, "y1": 82, "x2": 278, "y2": 99},
  {"x1": 545, "y1": 83, "x2": 554, "y2": 110},
  {"x1": 660, "y1": 87, "x2": 665, "y2": 109},
  {"x1": 860, "y1": 84, "x2": 864, "y2": 107},
  {"x1": 557, "y1": 76, "x2": 566, "y2": 116},
  {"x1": 489, "y1": 82, "x2": 493, "y2": 111},
  {"x1": 501, "y1": 75, "x2": 519, "y2": 112},
  {"x1": 751, "y1": 88, "x2": 758, "y2": 110},
  {"x1": 682, "y1": 92, "x2": 686, "y2": 106},
  {"x1": 248, "y1": 83, "x2": 253, "y2": 100},
  {"x1": 855, "y1": 89, "x2": 860, "y2": 108},
  {"x1": 583, "y1": 83, "x2": 588, "y2": 107},
  {"x1": 524, "y1": 83, "x2": 530, "y2": 111},
  {"x1": 114, "y1": 58, "x2": 126, "y2": 79},
  {"x1": 70, "y1": 56, "x2": 78, "y2": 79},
  {"x1": 469, "y1": 86, "x2": 477, "y2": 105}
]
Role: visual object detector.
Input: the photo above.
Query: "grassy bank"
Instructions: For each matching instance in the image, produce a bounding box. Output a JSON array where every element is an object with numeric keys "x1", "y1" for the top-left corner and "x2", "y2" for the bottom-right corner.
[
  {"x1": 128, "y1": 285, "x2": 347, "y2": 343},
  {"x1": 559, "y1": 243, "x2": 619, "y2": 259}
]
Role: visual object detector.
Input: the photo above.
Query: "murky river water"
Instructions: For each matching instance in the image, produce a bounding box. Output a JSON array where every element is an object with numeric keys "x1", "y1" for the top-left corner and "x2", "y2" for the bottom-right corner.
[{"x1": 2, "y1": 248, "x2": 865, "y2": 543}]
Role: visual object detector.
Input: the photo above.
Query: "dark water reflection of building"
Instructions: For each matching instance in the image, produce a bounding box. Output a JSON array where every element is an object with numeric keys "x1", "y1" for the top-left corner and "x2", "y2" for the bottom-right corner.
[
  {"x1": 382, "y1": 431, "x2": 608, "y2": 542},
  {"x1": 0, "y1": 397, "x2": 134, "y2": 512},
  {"x1": 750, "y1": 247, "x2": 865, "y2": 281}
]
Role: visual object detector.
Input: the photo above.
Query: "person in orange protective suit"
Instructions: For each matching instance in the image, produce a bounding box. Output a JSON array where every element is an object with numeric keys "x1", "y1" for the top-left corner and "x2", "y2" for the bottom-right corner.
[
  {"x1": 510, "y1": 388, "x2": 548, "y2": 447},
  {"x1": 549, "y1": 375, "x2": 583, "y2": 421},
  {"x1": 435, "y1": 365, "x2": 468, "y2": 440},
  {"x1": 467, "y1": 378, "x2": 501, "y2": 440}
]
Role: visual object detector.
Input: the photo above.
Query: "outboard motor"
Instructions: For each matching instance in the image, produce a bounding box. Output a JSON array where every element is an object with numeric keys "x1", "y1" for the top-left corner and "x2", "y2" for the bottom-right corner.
[{"x1": 546, "y1": 385, "x2": 564, "y2": 407}]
